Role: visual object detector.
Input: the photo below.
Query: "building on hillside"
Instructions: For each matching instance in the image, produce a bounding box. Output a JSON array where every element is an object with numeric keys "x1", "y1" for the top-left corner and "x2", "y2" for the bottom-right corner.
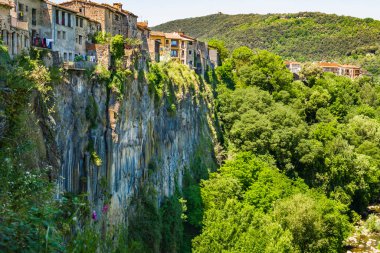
[
  {"x1": 208, "y1": 45, "x2": 219, "y2": 69},
  {"x1": 285, "y1": 60, "x2": 362, "y2": 79},
  {"x1": 317, "y1": 62, "x2": 341, "y2": 75},
  {"x1": 59, "y1": 1, "x2": 137, "y2": 39},
  {"x1": 149, "y1": 31, "x2": 196, "y2": 68},
  {"x1": 136, "y1": 21, "x2": 150, "y2": 52},
  {"x1": 285, "y1": 61, "x2": 302, "y2": 74},
  {"x1": 75, "y1": 13, "x2": 100, "y2": 57},
  {"x1": 0, "y1": 0, "x2": 29, "y2": 56},
  {"x1": 339, "y1": 64, "x2": 361, "y2": 79},
  {"x1": 51, "y1": 3, "x2": 77, "y2": 61}
]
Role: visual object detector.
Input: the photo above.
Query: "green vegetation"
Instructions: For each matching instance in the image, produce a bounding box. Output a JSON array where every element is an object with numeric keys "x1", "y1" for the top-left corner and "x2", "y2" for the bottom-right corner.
[
  {"x1": 193, "y1": 153, "x2": 351, "y2": 253},
  {"x1": 154, "y1": 12, "x2": 380, "y2": 75},
  {"x1": 191, "y1": 46, "x2": 380, "y2": 252},
  {"x1": 147, "y1": 61, "x2": 200, "y2": 113}
]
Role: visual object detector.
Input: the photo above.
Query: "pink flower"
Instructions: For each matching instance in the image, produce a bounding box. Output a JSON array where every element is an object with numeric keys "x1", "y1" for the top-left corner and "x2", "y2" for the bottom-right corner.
[
  {"x1": 92, "y1": 210, "x2": 97, "y2": 221},
  {"x1": 102, "y1": 204, "x2": 109, "y2": 214}
]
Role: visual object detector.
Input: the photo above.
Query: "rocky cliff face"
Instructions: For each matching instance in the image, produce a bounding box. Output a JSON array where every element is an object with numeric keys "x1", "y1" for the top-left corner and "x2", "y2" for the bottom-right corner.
[{"x1": 49, "y1": 66, "x2": 215, "y2": 224}]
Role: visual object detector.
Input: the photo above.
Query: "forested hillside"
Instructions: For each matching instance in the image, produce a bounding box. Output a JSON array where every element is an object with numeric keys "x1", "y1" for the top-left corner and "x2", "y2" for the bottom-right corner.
[
  {"x1": 153, "y1": 12, "x2": 380, "y2": 62},
  {"x1": 192, "y1": 46, "x2": 380, "y2": 252}
]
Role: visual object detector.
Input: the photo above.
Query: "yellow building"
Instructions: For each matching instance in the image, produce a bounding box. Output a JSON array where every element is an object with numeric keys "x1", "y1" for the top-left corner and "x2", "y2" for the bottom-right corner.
[{"x1": 149, "y1": 31, "x2": 195, "y2": 67}]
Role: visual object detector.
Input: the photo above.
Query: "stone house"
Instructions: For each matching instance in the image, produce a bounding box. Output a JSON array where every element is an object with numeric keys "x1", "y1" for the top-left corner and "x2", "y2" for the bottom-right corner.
[
  {"x1": 59, "y1": 1, "x2": 137, "y2": 39},
  {"x1": 51, "y1": 3, "x2": 76, "y2": 61},
  {"x1": 136, "y1": 21, "x2": 150, "y2": 52},
  {"x1": 1, "y1": 0, "x2": 29, "y2": 56},
  {"x1": 208, "y1": 46, "x2": 219, "y2": 68},
  {"x1": 75, "y1": 13, "x2": 100, "y2": 57}
]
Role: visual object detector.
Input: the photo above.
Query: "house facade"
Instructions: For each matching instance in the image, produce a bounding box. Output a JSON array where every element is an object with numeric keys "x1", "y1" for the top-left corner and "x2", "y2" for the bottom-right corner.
[
  {"x1": 149, "y1": 31, "x2": 196, "y2": 68},
  {"x1": 75, "y1": 13, "x2": 100, "y2": 57},
  {"x1": 285, "y1": 61, "x2": 362, "y2": 79},
  {"x1": 59, "y1": 1, "x2": 137, "y2": 39},
  {"x1": 1, "y1": 0, "x2": 29, "y2": 56}
]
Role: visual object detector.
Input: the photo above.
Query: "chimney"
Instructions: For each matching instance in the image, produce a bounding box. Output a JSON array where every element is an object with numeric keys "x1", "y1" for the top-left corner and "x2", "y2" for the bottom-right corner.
[{"x1": 113, "y1": 3, "x2": 122, "y2": 11}]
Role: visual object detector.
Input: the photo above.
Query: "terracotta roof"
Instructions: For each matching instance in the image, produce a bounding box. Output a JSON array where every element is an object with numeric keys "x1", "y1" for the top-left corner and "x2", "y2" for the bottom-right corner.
[
  {"x1": 181, "y1": 33, "x2": 196, "y2": 41},
  {"x1": 137, "y1": 22, "x2": 151, "y2": 31},
  {"x1": 150, "y1": 31, "x2": 165, "y2": 37},
  {"x1": 76, "y1": 13, "x2": 101, "y2": 23},
  {"x1": 45, "y1": 0, "x2": 78, "y2": 13},
  {"x1": 340, "y1": 64, "x2": 360, "y2": 69},
  {"x1": 317, "y1": 62, "x2": 341, "y2": 68},
  {"x1": 60, "y1": 0, "x2": 137, "y2": 17},
  {"x1": 165, "y1": 32, "x2": 193, "y2": 41}
]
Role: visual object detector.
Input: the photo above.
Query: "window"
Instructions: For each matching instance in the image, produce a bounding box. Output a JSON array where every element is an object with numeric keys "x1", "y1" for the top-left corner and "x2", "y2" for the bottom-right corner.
[
  {"x1": 76, "y1": 17, "x2": 78, "y2": 27},
  {"x1": 63, "y1": 52, "x2": 67, "y2": 61},
  {"x1": 68, "y1": 13, "x2": 71, "y2": 27},
  {"x1": 25, "y1": 6, "x2": 28, "y2": 12},
  {"x1": 115, "y1": 14, "x2": 119, "y2": 21},
  {"x1": 171, "y1": 40, "x2": 178, "y2": 47},
  {"x1": 78, "y1": 35, "x2": 82, "y2": 45},
  {"x1": 61, "y1": 11, "x2": 65, "y2": 25},
  {"x1": 79, "y1": 8, "x2": 83, "y2": 13},
  {"x1": 170, "y1": 50, "x2": 178, "y2": 57},
  {"x1": 181, "y1": 41, "x2": 184, "y2": 48},
  {"x1": 189, "y1": 50, "x2": 192, "y2": 55},
  {"x1": 62, "y1": 31, "x2": 66, "y2": 40},
  {"x1": 57, "y1": 31, "x2": 61, "y2": 39},
  {"x1": 56, "y1": 10, "x2": 59, "y2": 24},
  {"x1": 32, "y1": 8, "x2": 36, "y2": 26},
  {"x1": 188, "y1": 41, "x2": 193, "y2": 45},
  {"x1": 166, "y1": 39, "x2": 169, "y2": 45},
  {"x1": 18, "y1": 4, "x2": 24, "y2": 21},
  {"x1": 79, "y1": 18, "x2": 83, "y2": 28},
  {"x1": 69, "y1": 53, "x2": 73, "y2": 61}
]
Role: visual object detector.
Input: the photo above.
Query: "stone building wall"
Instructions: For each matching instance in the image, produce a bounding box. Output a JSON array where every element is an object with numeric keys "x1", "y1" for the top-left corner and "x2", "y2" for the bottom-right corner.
[{"x1": 95, "y1": 43, "x2": 110, "y2": 68}]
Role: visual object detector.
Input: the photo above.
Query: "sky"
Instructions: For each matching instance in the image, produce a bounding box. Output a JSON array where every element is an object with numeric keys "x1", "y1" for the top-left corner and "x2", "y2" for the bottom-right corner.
[{"x1": 114, "y1": 0, "x2": 380, "y2": 26}]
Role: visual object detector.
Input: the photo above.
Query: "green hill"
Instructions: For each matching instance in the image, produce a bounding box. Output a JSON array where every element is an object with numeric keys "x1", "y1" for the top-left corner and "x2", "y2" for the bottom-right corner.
[{"x1": 153, "y1": 12, "x2": 380, "y2": 62}]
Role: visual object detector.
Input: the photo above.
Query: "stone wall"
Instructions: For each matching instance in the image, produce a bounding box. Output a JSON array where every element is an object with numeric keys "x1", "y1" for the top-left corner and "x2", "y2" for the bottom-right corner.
[{"x1": 95, "y1": 43, "x2": 110, "y2": 68}]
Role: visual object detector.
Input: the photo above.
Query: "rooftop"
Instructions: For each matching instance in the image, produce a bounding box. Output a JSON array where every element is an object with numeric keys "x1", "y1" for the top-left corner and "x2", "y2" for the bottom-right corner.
[{"x1": 59, "y1": 0, "x2": 137, "y2": 17}]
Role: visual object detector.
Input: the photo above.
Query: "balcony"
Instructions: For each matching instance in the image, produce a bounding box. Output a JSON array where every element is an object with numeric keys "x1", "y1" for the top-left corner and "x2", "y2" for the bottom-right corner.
[
  {"x1": 63, "y1": 61, "x2": 96, "y2": 70},
  {"x1": 10, "y1": 17, "x2": 28, "y2": 31}
]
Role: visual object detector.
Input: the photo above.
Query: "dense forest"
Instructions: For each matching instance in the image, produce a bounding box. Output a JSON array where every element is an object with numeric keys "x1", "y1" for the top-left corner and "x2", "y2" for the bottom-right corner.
[
  {"x1": 153, "y1": 12, "x2": 380, "y2": 75},
  {"x1": 191, "y1": 45, "x2": 380, "y2": 252}
]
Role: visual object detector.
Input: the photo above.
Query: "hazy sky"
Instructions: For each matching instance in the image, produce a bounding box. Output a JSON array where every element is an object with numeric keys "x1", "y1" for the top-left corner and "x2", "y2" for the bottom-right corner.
[{"x1": 117, "y1": 0, "x2": 380, "y2": 26}]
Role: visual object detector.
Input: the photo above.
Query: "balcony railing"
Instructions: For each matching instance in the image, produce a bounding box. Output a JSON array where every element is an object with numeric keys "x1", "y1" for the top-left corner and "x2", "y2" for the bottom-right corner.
[
  {"x1": 10, "y1": 17, "x2": 28, "y2": 30},
  {"x1": 63, "y1": 61, "x2": 96, "y2": 70}
]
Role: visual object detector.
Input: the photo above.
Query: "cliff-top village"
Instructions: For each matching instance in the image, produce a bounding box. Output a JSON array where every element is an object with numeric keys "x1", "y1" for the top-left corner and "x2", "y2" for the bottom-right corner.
[
  {"x1": 0, "y1": 0, "x2": 362, "y2": 79},
  {"x1": 0, "y1": 0, "x2": 219, "y2": 74}
]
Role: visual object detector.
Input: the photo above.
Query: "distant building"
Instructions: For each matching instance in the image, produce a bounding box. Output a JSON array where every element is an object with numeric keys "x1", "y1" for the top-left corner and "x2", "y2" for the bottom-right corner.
[
  {"x1": 285, "y1": 61, "x2": 302, "y2": 74},
  {"x1": 285, "y1": 60, "x2": 362, "y2": 79}
]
